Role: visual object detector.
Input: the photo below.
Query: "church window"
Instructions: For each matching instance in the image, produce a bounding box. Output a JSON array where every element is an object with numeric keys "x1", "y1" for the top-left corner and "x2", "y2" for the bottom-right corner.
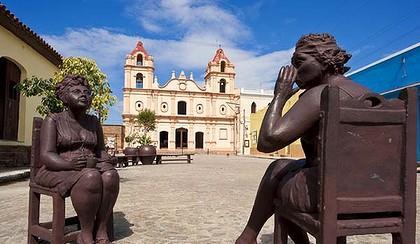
[
  {"x1": 219, "y1": 79, "x2": 226, "y2": 93},
  {"x1": 251, "y1": 102, "x2": 256, "y2": 113},
  {"x1": 178, "y1": 101, "x2": 187, "y2": 115},
  {"x1": 196, "y1": 104, "x2": 203, "y2": 114},
  {"x1": 221, "y1": 61, "x2": 226, "y2": 72},
  {"x1": 161, "y1": 102, "x2": 168, "y2": 112},
  {"x1": 136, "y1": 54, "x2": 143, "y2": 66},
  {"x1": 136, "y1": 73, "x2": 143, "y2": 88},
  {"x1": 135, "y1": 101, "x2": 143, "y2": 111},
  {"x1": 220, "y1": 105, "x2": 226, "y2": 115}
]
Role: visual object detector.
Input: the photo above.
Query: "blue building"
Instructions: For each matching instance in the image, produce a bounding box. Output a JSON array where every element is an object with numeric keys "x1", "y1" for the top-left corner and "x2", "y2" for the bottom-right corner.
[{"x1": 347, "y1": 42, "x2": 420, "y2": 160}]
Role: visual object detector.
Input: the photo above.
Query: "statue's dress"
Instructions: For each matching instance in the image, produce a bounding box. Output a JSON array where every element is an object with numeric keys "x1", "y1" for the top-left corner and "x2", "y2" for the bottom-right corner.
[{"x1": 35, "y1": 111, "x2": 115, "y2": 197}]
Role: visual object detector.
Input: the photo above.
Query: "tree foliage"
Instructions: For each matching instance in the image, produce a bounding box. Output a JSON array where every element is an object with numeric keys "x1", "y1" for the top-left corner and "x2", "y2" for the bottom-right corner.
[
  {"x1": 17, "y1": 57, "x2": 116, "y2": 122},
  {"x1": 135, "y1": 109, "x2": 156, "y2": 145}
]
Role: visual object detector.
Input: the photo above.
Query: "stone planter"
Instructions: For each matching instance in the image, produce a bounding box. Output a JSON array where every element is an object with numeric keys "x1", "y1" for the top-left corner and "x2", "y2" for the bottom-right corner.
[
  {"x1": 123, "y1": 147, "x2": 137, "y2": 156},
  {"x1": 138, "y1": 145, "x2": 156, "y2": 165},
  {"x1": 123, "y1": 147, "x2": 139, "y2": 165}
]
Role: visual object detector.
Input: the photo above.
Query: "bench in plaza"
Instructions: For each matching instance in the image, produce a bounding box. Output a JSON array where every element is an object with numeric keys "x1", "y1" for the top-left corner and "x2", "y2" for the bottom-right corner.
[
  {"x1": 155, "y1": 153, "x2": 194, "y2": 164},
  {"x1": 115, "y1": 155, "x2": 139, "y2": 167}
]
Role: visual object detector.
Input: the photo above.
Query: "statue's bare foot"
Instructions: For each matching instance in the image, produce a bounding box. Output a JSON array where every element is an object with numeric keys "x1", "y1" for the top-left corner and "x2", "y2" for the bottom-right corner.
[
  {"x1": 235, "y1": 226, "x2": 258, "y2": 244},
  {"x1": 77, "y1": 232, "x2": 95, "y2": 244},
  {"x1": 95, "y1": 231, "x2": 110, "y2": 244},
  {"x1": 235, "y1": 235, "x2": 257, "y2": 244}
]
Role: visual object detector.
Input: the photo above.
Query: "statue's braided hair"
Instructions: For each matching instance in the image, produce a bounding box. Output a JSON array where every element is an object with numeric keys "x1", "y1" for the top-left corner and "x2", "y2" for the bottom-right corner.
[
  {"x1": 55, "y1": 75, "x2": 91, "y2": 105},
  {"x1": 294, "y1": 33, "x2": 351, "y2": 74}
]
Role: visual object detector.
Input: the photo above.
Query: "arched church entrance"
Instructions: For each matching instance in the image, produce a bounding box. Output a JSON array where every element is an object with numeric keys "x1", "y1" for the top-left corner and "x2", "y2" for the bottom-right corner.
[
  {"x1": 159, "y1": 131, "x2": 168, "y2": 148},
  {"x1": 175, "y1": 128, "x2": 188, "y2": 149},
  {"x1": 195, "y1": 132, "x2": 204, "y2": 149}
]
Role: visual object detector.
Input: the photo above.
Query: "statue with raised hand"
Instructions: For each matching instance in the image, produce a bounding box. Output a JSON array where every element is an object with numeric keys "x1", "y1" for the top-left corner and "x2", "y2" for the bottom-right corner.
[{"x1": 236, "y1": 33, "x2": 371, "y2": 244}]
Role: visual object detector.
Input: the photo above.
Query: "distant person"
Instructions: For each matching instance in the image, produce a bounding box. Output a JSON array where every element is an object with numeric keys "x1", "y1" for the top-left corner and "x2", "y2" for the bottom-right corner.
[{"x1": 236, "y1": 33, "x2": 371, "y2": 244}]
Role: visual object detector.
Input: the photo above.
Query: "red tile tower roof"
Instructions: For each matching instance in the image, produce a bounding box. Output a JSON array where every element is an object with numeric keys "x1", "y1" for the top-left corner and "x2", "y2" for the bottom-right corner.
[
  {"x1": 130, "y1": 41, "x2": 149, "y2": 56},
  {"x1": 0, "y1": 3, "x2": 62, "y2": 66},
  {"x1": 212, "y1": 48, "x2": 230, "y2": 63}
]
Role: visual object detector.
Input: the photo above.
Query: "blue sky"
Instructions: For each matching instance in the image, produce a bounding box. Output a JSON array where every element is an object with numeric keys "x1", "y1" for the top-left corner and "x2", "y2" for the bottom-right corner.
[{"x1": 3, "y1": 0, "x2": 419, "y2": 124}]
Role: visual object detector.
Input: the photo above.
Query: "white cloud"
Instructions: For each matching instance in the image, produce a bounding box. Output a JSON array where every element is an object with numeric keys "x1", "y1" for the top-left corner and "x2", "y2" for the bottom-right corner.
[
  {"x1": 128, "y1": 0, "x2": 250, "y2": 44},
  {"x1": 41, "y1": 1, "x2": 294, "y2": 123}
]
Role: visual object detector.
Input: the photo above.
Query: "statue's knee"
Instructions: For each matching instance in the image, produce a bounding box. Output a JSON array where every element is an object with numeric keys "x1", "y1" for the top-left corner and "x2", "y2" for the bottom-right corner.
[
  {"x1": 102, "y1": 170, "x2": 119, "y2": 188},
  {"x1": 80, "y1": 171, "x2": 102, "y2": 193}
]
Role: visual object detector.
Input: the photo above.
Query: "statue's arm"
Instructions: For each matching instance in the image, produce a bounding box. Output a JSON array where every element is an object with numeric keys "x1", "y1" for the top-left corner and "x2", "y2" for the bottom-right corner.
[
  {"x1": 40, "y1": 117, "x2": 73, "y2": 171},
  {"x1": 258, "y1": 85, "x2": 324, "y2": 153}
]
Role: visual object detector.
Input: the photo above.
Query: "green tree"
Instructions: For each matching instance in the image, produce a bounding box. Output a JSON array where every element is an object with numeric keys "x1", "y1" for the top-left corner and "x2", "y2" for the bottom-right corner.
[
  {"x1": 135, "y1": 109, "x2": 156, "y2": 145},
  {"x1": 17, "y1": 57, "x2": 116, "y2": 122}
]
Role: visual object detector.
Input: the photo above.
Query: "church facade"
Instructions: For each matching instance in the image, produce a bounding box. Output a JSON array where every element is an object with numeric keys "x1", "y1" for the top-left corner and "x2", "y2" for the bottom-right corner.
[{"x1": 123, "y1": 42, "x2": 245, "y2": 154}]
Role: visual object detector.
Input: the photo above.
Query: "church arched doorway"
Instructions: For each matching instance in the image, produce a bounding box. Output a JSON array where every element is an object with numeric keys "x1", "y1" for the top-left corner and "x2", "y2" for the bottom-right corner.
[
  {"x1": 159, "y1": 131, "x2": 168, "y2": 149},
  {"x1": 175, "y1": 128, "x2": 188, "y2": 149},
  {"x1": 195, "y1": 132, "x2": 204, "y2": 149}
]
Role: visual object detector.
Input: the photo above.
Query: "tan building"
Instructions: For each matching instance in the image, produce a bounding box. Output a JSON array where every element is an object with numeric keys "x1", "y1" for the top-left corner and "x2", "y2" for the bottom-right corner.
[
  {"x1": 0, "y1": 4, "x2": 61, "y2": 167},
  {"x1": 102, "y1": 124, "x2": 125, "y2": 155},
  {"x1": 249, "y1": 91, "x2": 305, "y2": 158},
  {"x1": 122, "y1": 42, "x2": 240, "y2": 154}
]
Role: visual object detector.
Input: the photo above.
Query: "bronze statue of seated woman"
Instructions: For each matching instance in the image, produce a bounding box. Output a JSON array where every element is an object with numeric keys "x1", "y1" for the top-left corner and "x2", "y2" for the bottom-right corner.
[
  {"x1": 236, "y1": 33, "x2": 372, "y2": 244},
  {"x1": 35, "y1": 75, "x2": 119, "y2": 244}
]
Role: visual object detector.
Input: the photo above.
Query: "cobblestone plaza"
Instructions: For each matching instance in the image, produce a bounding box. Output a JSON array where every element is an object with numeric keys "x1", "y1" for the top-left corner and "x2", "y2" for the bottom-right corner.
[{"x1": 1, "y1": 155, "x2": 419, "y2": 243}]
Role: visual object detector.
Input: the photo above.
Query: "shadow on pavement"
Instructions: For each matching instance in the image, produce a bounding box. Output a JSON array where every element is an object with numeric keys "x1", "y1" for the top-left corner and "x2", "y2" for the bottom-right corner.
[
  {"x1": 260, "y1": 233, "x2": 296, "y2": 244},
  {"x1": 113, "y1": 211, "x2": 135, "y2": 241}
]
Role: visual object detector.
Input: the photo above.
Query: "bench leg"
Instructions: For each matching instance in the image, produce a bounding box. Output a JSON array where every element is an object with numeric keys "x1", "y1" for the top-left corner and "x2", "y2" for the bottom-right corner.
[
  {"x1": 156, "y1": 155, "x2": 162, "y2": 164},
  {"x1": 187, "y1": 155, "x2": 191, "y2": 163}
]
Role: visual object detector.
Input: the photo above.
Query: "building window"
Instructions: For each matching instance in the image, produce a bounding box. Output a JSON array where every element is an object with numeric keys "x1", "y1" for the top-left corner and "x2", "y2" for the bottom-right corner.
[
  {"x1": 136, "y1": 73, "x2": 143, "y2": 88},
  {"x1": 219, "y1": 79, "x2": 226, "y2": 93},
  {"x1": 136, "y1": 54, "x2": 143, "y2": 66},
  {"x1": 135, "y1": 101, "x2": 143, "y2": 111},
  {"x1": 220, "y1": 105, "x2": 226, "y2": 115},
  {"x1": 196, "y1": 104, "x2": 203, "y2": 114},
  {"x1": 178, "y1": 101, "x2": 187, "y2": 115},
  {"x1": 251, "y1": 102, "x2": 256, "y2": 113},
  {"x1": 161, "y1": 102, "x2": 168, "y2": 112},
  {"x1": 219, "y1": 128, "x2": 228, "y2": 140},
  {"x1": 221, "y1": 61, "x2": 226, "y2": 72}
]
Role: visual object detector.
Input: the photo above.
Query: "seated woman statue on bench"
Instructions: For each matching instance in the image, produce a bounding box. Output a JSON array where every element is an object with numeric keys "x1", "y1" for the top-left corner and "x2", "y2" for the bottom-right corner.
[
  {"x1": 236, "y1": 33, "x2": 372, "y2": 244},
  {"x1": 35, "y1": 75, "x2": 119, "y2": 244}
]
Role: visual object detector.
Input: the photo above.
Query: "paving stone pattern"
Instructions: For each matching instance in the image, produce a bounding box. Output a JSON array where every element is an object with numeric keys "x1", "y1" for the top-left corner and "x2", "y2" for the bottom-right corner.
[{"x1": 0, "y1": 155, "x2": 419, "y2": 243}]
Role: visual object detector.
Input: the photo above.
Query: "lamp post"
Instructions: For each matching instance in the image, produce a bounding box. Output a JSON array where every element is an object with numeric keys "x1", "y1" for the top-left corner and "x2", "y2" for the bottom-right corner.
[{"x1": 226, "y1": 101, "x2": 240, "y2": 155}]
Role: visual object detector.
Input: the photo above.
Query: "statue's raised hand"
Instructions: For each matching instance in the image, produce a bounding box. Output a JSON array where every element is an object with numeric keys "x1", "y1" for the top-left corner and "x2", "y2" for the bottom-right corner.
[{"x1": 274, "y1": 65, "x2": 298, "y2": 99}]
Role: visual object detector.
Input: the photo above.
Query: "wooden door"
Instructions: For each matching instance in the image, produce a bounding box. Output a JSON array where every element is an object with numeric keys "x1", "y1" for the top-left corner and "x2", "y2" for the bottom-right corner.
[{"x1": 0, "y1": 58, "x2": 21, "y2": 140}]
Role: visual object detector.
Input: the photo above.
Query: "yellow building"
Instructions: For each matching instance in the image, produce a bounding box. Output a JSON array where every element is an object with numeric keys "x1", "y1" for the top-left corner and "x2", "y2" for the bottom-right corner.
[
  {"x1": 0, "y1": 4, "x2": 62, "y2": 167},
  {"x1": 249, "y1": 91, "x2": 305, "y2": 158}
]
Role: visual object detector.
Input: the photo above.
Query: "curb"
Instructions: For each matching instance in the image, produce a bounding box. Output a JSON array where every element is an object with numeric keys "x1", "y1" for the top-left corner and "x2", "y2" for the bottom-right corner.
[{"x1": 0, "y1": 169, "x2": 30, "y2": 184}]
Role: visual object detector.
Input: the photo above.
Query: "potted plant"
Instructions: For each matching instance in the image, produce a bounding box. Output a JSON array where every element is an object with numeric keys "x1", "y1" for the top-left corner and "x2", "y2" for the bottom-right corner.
[
  {"x1": 135, "y1": 108, "x2": 157, "y2": 164},
  {"x1": 123, "y1": 133, "x2": 138, "y2": 156}
]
